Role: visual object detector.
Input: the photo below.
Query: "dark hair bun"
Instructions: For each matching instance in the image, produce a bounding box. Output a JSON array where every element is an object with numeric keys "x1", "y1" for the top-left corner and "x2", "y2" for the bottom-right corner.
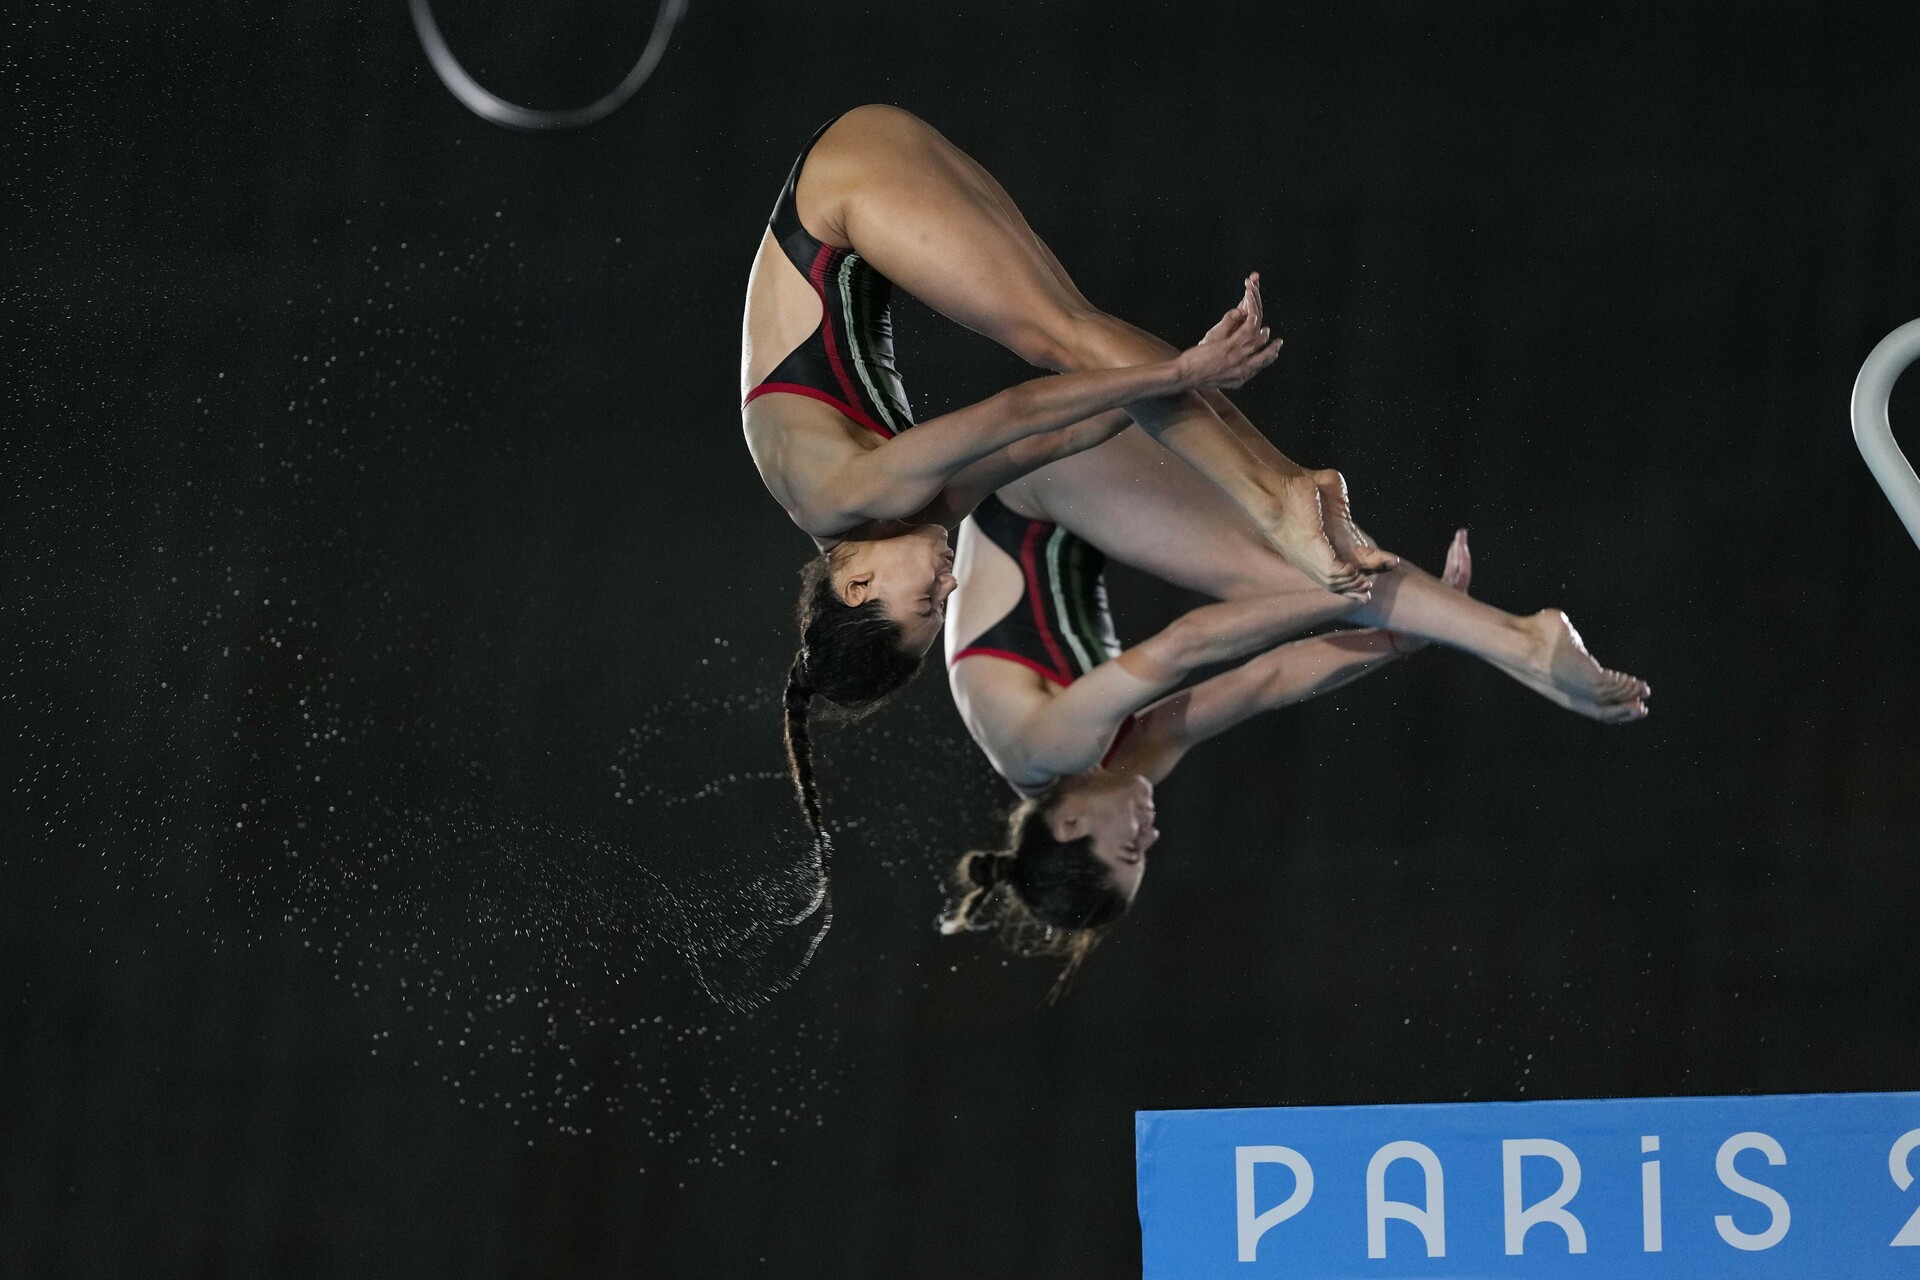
[{"x1": 967, "y1": 850, "x2": 1011, "y2": 889}]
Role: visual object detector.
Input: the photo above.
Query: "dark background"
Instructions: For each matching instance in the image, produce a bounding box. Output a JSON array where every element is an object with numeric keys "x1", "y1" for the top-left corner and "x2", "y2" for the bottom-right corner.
[{"x1": 6, "y1": 2, "x2": 1918, "y2": 1276}]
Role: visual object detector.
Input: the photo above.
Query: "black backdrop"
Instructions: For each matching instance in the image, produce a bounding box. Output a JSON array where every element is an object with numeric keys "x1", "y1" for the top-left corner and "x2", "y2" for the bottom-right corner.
[{"x1": 7, "y1": 2, "x2": 1918, "y2": 1276}]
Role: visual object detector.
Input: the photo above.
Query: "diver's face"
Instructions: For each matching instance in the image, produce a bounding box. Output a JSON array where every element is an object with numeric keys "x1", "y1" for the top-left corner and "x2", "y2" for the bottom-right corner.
[
  {"x1": 1046, "y1": 769, "x2": 1159, "y2": 902},
  {"x1": 834, "y1": 524, "x2": 957, "y2": 656}
]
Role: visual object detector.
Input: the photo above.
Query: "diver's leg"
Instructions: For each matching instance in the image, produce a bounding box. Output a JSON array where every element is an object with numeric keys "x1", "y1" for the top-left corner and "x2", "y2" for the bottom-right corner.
[
  {"x1": 793, "y1": 105, "x2": 1387, "y2": 596},
  {"x1": 1003, "y1": 427, "x2": 1649, "y2": 719}
]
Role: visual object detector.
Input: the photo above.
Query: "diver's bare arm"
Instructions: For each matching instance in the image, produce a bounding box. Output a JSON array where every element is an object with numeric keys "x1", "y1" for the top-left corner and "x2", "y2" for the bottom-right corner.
[
  {"x1": 909, "y1": 339, "x2": 1345, "y2": 529},
  {"x1": 828, "y1": 309, "x2": 1278, "y2": 525},
  {"x1": 1109, "y1": 630, "x2": 1404, "y2": 784},
  {"x1": 1011, "y1": 587, "x2": 1353, "y2": 779},
  {"x1": 903, "y1": 410, "x2": 1133, "y2": 527},
  {"x1": 910, "y1": 362, "x2": 1332, "y2": 531},
  {"x1": 1113, "y1": 530, "x2": 1471, "y2": 780}
]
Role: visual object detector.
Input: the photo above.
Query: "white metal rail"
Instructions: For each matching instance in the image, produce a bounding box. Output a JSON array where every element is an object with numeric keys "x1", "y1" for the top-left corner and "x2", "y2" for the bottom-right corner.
[
  {"x1": 409, "y1": 0, "x2": 687, "y2": 132},
  {"x1": 1851, "y1": 318, "x2": 1920, "y2": 550}
]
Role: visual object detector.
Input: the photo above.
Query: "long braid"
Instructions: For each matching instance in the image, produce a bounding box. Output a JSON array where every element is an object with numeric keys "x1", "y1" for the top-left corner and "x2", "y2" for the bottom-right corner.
[
  {"x1": 760, "y1": 546, "x2": 924, "y2": 984},
  {"x1": 686, "y1": 654, "x2": 834, "y2": 1012},
  {"x1": 781, "y1": 653, "x2": 825, "y2": 837},
  {"x1": 777, "y1": 652, "x2": 834, "y2": 947}
]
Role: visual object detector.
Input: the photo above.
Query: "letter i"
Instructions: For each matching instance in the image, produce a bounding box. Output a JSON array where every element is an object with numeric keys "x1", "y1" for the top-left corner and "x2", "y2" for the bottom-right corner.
[{"x1": 1641, "y1": 1136, "x2": 1663, "y2": 1252}]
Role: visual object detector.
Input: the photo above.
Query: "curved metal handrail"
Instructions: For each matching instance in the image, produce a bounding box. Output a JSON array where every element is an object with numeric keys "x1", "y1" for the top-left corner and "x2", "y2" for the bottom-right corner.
[
  {"x1": 1852, "y1": 318, "x2": 1920, "y2": 551},
  {"x1": 408, "y1": 0, "x2": 687, "y2": 132}
]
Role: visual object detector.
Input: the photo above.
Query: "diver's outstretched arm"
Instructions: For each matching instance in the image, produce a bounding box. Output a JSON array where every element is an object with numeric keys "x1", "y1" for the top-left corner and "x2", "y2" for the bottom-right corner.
[
  {"x1": 824, "y1": 301, "x2": 1279, "y2": 528},
  {"x1": 1000, "y1": 583, "x2": 1356, "y2": 783},
  {"x1": 1107, "y1": 530, "x2": 1471, "y2": 783},
  {"x1": 904, "y1": 409, "x2": 1133, "y2": 528},
  {"x1": 1108, "y1": 630, "x2": 1407, "y2": 784},
  {"x1": 911, "y1": 287, "x2": 1383, "y2": 534}
]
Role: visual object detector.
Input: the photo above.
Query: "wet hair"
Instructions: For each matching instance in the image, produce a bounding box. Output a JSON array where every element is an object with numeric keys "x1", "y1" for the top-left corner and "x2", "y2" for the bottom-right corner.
[
  {"x1": 780, "y1": 547, "x2": 926, "y2": 844},
  {"x1": 937, "y1": 789, "x2": 1132, "y2": 999}
]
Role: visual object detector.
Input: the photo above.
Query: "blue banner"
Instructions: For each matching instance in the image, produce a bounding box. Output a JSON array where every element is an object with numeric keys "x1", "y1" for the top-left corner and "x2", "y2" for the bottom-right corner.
[{"x1": 1136, "y1": 1091, "x2": 1920, "y2": 1278}]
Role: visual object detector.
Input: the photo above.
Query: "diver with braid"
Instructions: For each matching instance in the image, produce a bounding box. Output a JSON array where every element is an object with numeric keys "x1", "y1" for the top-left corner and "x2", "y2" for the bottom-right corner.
[{"x1": 770, "y1": 279, "x2": 1282, "y2": 851}]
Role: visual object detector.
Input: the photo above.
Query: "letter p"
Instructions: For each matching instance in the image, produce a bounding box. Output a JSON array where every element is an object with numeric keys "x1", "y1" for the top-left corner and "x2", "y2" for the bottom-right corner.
[{"x1": 1236, "y1": 1145, "x2": 1314, "y2": 1262}]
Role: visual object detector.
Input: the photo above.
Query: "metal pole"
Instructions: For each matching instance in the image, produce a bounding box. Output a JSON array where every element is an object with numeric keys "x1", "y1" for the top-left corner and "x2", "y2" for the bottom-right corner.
[
  {"x1": 408, "y1": 0, "x2": 688, "y2": 133},
  {"x1": 1851, "y1": 318, "x2": 1920, "y2": 551}
]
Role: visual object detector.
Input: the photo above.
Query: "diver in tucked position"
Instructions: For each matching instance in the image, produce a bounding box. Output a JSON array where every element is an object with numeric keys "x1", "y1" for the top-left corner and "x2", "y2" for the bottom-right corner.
[
  {"x1": 936, "y1": 385, "x2": 1649, "y2": 979},
  {"x1": 936, "y1": 510, "x2": 1482, "y2": 982},
  {"x1": 743, "y1": 108, "x2": 1394, "y2": 625},
  {"x1": 743, "y1": 108, "x2": 1394, "y2": 831}
]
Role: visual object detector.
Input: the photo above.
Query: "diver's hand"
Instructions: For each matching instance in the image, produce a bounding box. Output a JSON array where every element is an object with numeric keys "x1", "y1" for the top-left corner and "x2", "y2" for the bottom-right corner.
[{"x1": 1175, "y1": 274, "x2": 1284, "y2": 391}]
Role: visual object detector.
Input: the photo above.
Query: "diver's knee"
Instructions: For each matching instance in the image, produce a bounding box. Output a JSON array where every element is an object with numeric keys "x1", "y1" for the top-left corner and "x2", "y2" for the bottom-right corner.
[
  {"x1": 836, "y1": 103, "x2": 934, "y2": 141},
  {"x1": 1004, "y1": 320, "x2": 1075, "y2": 372}
]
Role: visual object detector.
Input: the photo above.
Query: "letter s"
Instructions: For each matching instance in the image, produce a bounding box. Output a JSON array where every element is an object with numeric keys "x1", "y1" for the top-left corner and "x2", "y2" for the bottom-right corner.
[{"x1": 1715, "y1": 1132, "x2": 1791, "y2": 1251}]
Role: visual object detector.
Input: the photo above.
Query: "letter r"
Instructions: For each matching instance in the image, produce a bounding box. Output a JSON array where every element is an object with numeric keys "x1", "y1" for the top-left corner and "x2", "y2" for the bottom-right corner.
[{"x1": 1503, "y1": 1139, "x2": 1588, "y2": 1255}]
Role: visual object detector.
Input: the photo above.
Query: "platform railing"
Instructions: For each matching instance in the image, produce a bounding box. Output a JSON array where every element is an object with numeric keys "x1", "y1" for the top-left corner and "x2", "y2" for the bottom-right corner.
[
  {"x1": 409, "y1": 0, "x2": 687, "y2": 132},
  {"x1": 1851, "y1": 318, "x2": 1920, "y2": 551}
]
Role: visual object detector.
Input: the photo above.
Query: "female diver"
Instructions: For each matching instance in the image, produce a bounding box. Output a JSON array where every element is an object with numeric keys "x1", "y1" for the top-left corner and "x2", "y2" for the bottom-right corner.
[
  {"x1": 935, "y1": 389, "x2": 1647, "y2": 978},
  {"x1": 742, "y1": 108, "x2": 1401, "y2": 811},
  {"x1": 938, "y1": 511, "x2": 1471, "y2": 981}
]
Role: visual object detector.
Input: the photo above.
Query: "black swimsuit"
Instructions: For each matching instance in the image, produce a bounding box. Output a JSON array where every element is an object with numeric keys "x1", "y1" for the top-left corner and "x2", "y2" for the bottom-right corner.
[
  {"x1": 743, "y1": 118, "x2": 915, "y2": 439},
  {"x1": 950, "y1": 496, "x2": 1138, "y2": 767},
  {"x1": 950, "y1": 495, "x2": 1123, "y2": 686}
]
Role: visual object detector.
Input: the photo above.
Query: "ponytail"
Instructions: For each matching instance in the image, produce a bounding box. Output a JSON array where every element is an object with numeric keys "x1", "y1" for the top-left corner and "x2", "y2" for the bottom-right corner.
[
  {"x1": 937, "y1": 792, "x2": 1132, "y2": 1000},
  {"x1": 939, "y1": 849, "x2": 1015, "y2": 935}
]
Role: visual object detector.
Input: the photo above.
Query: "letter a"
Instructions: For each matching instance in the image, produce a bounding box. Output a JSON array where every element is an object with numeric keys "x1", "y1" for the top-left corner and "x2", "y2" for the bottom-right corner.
[
  {"x1": 1503, "y1": 1139, "x2": 1588, "y2": 1255},
  {"x1": 1366, "y1": 1141, "x2": 1446, "y2": 1258},
  {"x1": 1236, "y1": 1146, "x2": 1314, "y2": 1263}
]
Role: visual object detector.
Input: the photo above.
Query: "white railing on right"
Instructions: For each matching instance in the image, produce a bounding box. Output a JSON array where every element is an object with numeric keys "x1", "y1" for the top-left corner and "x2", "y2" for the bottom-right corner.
[{"x1": 1852, "y1": 318, "x2": 1920, "y2": 551}]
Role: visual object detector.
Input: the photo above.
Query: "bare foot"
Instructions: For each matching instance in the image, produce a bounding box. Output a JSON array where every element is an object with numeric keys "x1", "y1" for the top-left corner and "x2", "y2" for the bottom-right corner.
[
  {"x1": 1315, "y1": 469, "x2": 1400, "y2": 575},
  {"x1": 1497, "y1": 609, "x2": 1651, "y2": 722},
  {"x1": 1264, "y1": 471, "x2": 1372, "y2": 600}
]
